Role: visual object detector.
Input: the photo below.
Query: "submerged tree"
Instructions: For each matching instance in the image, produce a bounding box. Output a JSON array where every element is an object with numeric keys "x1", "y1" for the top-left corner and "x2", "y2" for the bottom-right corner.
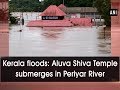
[
  {"x1": 93, "y1": 0, "x2": 111, "y2": 26},
  {"x1": 9, "y1": 13, "x2": 18, "y2": 24}
]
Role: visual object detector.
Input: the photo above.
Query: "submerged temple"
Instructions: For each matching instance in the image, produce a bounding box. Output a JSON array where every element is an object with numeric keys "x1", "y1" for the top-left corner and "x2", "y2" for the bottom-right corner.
[{"x1": 27, "y1": 5, "x2": 95, "y2": 27}]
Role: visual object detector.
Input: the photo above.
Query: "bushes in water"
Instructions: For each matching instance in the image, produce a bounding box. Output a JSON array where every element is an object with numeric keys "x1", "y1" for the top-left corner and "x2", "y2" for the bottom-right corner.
[{"x1": 9, "y1": 13, "x2": 18, "y2": 24}]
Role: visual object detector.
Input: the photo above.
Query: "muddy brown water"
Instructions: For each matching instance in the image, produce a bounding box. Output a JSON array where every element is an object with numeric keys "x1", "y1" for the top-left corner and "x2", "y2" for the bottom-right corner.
[{"x1": 9, "y1": 12, "x2": 111, "y2": 56}]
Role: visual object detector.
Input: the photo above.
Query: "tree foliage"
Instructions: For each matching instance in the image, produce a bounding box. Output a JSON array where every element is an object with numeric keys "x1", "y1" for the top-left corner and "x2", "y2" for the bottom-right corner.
[
  {"x1": 9, "y1": 0, "x2": 41, "y2": 12},
  {"x1": 93, "y1": 0, "x2": 111, "y2": 26},
  {"x1": 9, "y1": 0, "x2": 94, "y2": 12},
  {"x1": 9, "y1": 0, "x2": 111, "y2": 26}
]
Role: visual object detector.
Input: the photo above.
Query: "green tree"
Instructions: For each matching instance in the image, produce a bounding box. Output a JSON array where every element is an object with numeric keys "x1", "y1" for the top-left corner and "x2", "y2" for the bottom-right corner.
[
  {"x1": 9, "y1": 0, "x2": 41, "y2": 12},
  {"x1": 9, "y1": 0, "x2": 111, "y2": 26},
  {"x1": 93, "y1": 0, "x2": 111, "y2": 26},
  {"x1": 9, "y1": 0, "x2": 94, "y2": 12},
  {"x1": 65, "y1": 0, "x2": 93, "y2": 7}
]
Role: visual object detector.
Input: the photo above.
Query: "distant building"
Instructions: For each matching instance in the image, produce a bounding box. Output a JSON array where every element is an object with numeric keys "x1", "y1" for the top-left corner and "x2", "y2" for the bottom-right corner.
[
  {"x1": 111, "y1": 0, "x2": 120, "y2": 25},
  {"x1": 66, "y1": 7, "x2": 101, "y2": 19},
  {"x1": 58, "y1": 4, "x2": 101, "y2": 19}
]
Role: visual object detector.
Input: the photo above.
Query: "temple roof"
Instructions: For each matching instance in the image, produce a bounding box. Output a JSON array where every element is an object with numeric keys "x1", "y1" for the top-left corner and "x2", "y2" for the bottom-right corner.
[
  {"x1": 40, "y1": 5, "x2": 66, "y2": 16},
  {"x1": 58, "y1": 4, "x2": 67, "y2": 10}
]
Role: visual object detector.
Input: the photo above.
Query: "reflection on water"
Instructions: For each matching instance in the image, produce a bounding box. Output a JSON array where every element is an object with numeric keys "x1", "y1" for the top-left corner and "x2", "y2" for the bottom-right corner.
[
  {"x1": 97, "y1": 27, "x2": 111, "y2": 55},
  {"x1": 41, "y1": 28, "x2": 64, "y2": 40},
  {"x1": 9, "y1": 12, "x2": 111, "y2": 56}
]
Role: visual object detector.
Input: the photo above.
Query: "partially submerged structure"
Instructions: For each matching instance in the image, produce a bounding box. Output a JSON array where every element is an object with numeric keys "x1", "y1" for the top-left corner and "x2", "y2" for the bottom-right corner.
[
  {"x1": 40, "y1": 5, "x2": 66, "y2": 20},
  {"x1": 27, "y1": 5, "x2": 73, "y2": 27},
  {"x1": 58, "y1": 4, "x2": 101, "y2": 19},
  {"x1": 27, "y1": 5, "x2": 93, "y2": 27},
  {"x1": 66, "y1": 7, "x2": 100, "y2": 19}
]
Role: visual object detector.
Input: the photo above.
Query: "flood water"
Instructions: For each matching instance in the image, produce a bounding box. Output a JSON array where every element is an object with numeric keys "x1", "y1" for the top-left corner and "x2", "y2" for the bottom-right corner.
[{"x1": 9, "y1": 12, "x2": 111, "y2": 56}]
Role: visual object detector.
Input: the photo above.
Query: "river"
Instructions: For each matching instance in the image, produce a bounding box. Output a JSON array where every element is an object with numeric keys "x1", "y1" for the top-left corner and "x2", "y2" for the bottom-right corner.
[{"x1": 9, "y1": 12, "x2": 111, "y2": 56}]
